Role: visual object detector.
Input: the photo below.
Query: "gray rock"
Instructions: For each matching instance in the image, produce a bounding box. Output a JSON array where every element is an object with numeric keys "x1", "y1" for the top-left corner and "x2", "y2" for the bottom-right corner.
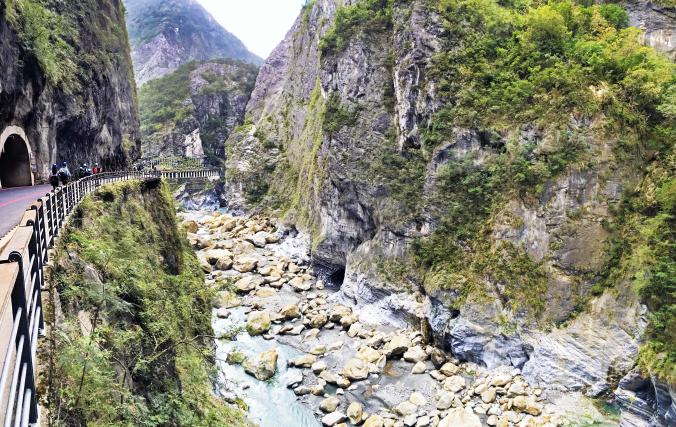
[
  {"x1": 321, "y1": 411, "x2": 347, "y2": 426},
  {"x1": 319, "y1": 396, "x2": 341, "y2": 413}
]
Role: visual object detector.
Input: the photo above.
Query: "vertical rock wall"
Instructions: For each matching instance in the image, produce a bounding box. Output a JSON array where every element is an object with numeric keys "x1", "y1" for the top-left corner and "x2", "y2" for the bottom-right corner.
[{"x1": 0, "y1": 0, "x2": 140, "y2": 182}]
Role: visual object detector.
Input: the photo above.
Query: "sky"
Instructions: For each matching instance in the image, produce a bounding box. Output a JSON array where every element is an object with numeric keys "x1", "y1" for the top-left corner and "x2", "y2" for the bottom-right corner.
[{"x1": 197, "y1": 0, "x2": 307, "y2": 59}]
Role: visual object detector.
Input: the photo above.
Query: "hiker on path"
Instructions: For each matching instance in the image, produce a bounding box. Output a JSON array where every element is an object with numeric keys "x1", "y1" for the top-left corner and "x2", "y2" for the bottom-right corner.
[
  {"x1": 49, "y1": 164, "x2": 60, "y2": 190},
  {"x1": 58, "y1": 162, "x2": 71, "y2": 185}
]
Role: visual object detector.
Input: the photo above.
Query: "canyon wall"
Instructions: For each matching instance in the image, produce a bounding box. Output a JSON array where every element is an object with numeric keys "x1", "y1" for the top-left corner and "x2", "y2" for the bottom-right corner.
[
  {"x1": 0, "y1": 0, "x2": 140, "y2": 182},
  {"x1": 224, "y1": 0, "x2": 675, "y2": 424}
]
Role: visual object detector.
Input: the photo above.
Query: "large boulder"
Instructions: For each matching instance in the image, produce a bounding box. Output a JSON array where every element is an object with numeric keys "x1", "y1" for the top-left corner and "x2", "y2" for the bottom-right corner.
[
  {"x1": 255, "y1": 288, "x2": 277, "y2": 298},
  {"x1": 312, "y1": 360, "x2": 328, "y2": 374},
  {"x1": 204, "y1": 249, "x2": 233, "y2": 264},
  {"x1": 213, "y1": 292, "x2": 241, "y2": 309},
  {"x1": 321, "y1": 412, "x2": 346, "y2": 426},
  {"x1": 329, "y1": 305, "x2": 352, "y2": 322},
  {"x1": 439, "y1": 362, "x2": 459, "y2": 376},
  {"x1": 246, "y1": 311, "x2": 271, "y2": 336},
  {"x1": 384, "y1": 334, "x2": 412, "y2": 357},
  {"x1": 190, "y1": 234, "x2": 213, "y2": 249},
  {"x1": 363, "y1": 415, "x2": 384, "y2": 427},
  {"x1": 215, "y1": 257, "x2": 233, "y2": 270},
  {"x1": 394, "y1": 401, "x2": 418, "y2": 416},
  {"x1": 308, "y1": 313, "x2": 329, "y2": 329},
  {"x1": 403, "y1": 346, "x2": 428, "y2": 363},
  {"x1": 235, "y1": 275, "x2": 265, "y2": 293},
  {"x1": 280, "y1": 304, "x2": 301, "y2": 320},
  {"x1": 347, "y1": 402, "x2": 363, "y2": 425},
  {"x1": 436, "y1": 390, "x2": 455, "y2": 410},
  {"x1": 289, "y1": 276, "x2": 312, "y2": 292},
  {"x1": 221, "y1": 217, "x2": 238, "y2": 231},
  {"x1": 290, "y1": 354, "x2": 317, "y2": 368},
  {"x1": 234, "y1": 256, "x2": 258, "y2": 273},
  {"x1": 244, "y1": 348, "x2": 278, "y2": 381},
  {"x1": 247, "y1": 231, "x2": 270, "y2": 248},
  {"x1": 319, "y1": 396, "x2": 341, "y2": 413},
  {"x1": 512, "y1": 396, "x2": 542, "y2": 416},
  {"x1": 438, "y1": 408, "x2": 482, "y2": 427},
  {"x1": 342, "y1": 358, "x2": 369, "y2": 381},
  {"x1": 412, "y1": 361, "x2": 427, "y2": 374},
  {"x1": 198, "y1": 255, "x2": 213, "y2": 272},
  {"x1": 443, "y1": 375, "x2": 466, "y2": 392},
  {"x1": 232, "y1": 240, "x2": 255, "y2": 255},
  {"x1": 356, "y1": 346, "x2": 383, "y2": 364}
]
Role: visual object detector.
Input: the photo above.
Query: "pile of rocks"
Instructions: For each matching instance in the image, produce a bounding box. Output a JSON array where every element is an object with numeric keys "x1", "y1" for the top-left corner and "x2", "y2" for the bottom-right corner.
[{"x1": 185, "y1": 212, "x2": 563, "y2": 427}]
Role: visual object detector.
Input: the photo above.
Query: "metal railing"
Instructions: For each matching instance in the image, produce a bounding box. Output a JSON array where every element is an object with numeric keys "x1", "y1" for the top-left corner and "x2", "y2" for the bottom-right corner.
[
  {"x1": 0, "y1": 167, "x2": 220, "y2": 426},
  {"x1": 135, "y1": 155, "x2": 206, "y2": 170}
]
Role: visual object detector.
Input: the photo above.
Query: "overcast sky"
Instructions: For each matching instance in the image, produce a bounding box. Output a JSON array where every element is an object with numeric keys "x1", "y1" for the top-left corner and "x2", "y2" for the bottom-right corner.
[{"x1": 197, "y1": 0, "x2": 307, "y2": 59}]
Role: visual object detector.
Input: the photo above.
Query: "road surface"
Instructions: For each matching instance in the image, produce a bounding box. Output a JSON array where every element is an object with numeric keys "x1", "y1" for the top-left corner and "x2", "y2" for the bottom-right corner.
[{"x1": 0, "y1": 185, "x2": 52, "y2": 239}]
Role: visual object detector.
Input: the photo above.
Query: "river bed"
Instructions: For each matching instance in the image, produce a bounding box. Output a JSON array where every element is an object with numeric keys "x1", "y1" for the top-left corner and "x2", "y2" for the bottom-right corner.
[{"x1": 181, "y1": 209, "x2": 620, "y2": 427}]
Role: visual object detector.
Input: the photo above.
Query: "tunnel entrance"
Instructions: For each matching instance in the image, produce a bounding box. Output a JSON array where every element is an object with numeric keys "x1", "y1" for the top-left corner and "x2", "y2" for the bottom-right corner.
[{"x1": 0, "y1": 128, "x2": 34, "y2": 188}]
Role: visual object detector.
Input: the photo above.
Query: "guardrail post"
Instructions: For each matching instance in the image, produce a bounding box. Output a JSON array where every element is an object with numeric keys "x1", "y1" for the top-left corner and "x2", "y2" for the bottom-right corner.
[{"x1": 30, "y1": 204, "x2": 48, "y2": 265}]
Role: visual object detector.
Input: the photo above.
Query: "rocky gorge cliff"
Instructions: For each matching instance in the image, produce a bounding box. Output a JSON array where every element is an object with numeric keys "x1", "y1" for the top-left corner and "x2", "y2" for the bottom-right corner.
[
  {"x1": 43, "y1": 180, "x2": 248, "y2": 425},
  {"x1": 125, "y1": 0, "x2": 261, "y2": 86},
  {"x1": 138, "y1": 59, "x2": 258, "y2": 164},
  {"x1": 223, "y1": 0, "x2": 675, "y2": 424},
  {"x1": 0, "y1": 0, "x2": 140, "y2": 181}
]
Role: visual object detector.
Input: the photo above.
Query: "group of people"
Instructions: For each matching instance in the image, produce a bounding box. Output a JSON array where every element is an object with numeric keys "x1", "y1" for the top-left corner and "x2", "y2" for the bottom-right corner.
[{"x1": 48, "y1": 162, "x2": 103, "y2": 190}]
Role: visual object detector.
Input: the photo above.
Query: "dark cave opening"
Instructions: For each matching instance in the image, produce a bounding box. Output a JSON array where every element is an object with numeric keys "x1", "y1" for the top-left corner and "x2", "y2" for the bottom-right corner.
[
  {"x1": 327, "y1": 267, "x2": 346, "y2": 287},
  {"x1": 312, "y1": 263, "x2": 346, "y2": 289}
]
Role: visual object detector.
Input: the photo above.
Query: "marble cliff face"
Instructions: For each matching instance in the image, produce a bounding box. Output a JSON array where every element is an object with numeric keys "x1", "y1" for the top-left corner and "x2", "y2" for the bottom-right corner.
[{"x1": 223, "y1": 0, "x2": 676, "y2": 424}]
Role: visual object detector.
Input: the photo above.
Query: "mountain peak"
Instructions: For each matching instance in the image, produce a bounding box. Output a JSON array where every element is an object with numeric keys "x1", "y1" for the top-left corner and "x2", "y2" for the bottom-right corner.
[{"x1": 125, "y1": 0, "x2": 262, "y2": 85}]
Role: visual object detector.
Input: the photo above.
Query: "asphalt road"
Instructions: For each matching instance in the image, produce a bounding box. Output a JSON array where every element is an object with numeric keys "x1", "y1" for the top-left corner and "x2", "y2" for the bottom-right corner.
[{"x1": 0, "y1": 185, "x2": 52, "y2": 239}]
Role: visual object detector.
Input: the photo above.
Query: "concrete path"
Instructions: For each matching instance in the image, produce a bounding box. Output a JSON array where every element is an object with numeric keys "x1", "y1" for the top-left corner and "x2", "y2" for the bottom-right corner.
[{"x1": 0, "y1": 185, "x2": 52, "y2": 238}]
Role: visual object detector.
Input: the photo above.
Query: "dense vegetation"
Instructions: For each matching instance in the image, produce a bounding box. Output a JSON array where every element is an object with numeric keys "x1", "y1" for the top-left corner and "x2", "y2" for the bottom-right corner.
[
  {"x1": 426, "y1": 0, "x2": 672, "y2": 142},
  {"x1": 611, "y1": 148, "x2": 675, "y2": 382},
  {"x1": 47, "y1": 180, "x2": 247, "y2": 426},
  {"x1": 420, "y1": 0, "x2": 674, "y2": 370},
  {"x1": 139, "y1": 62, "x2": 199, "y2": 136},
  {"x1": 319, "y1": 0, "x2": 394, "y2": 56},
  {"x1": 4, "y1": 0, "x2": 135, "y2": 93},
  {"x1": 139, "y1": 60, "x2": 256, "y2": 136}
]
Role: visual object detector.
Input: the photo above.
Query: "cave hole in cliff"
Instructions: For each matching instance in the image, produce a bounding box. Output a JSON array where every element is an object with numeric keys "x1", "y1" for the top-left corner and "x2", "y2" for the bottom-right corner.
[
  {"x1": 0, "y1": 134, "x2": 33, "y2": 188},
  {"x1": 312, "y1": 262, "x2": 346, "y2": 289},
  {"x1": 327, "y1": 267, "x2": 346, "y2": 288}
]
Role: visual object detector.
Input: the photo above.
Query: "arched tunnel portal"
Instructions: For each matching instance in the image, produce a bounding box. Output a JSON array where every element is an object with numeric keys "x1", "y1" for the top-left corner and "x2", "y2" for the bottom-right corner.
[{"x1": 0, "y1": 126, "x2": 34, "y2": 188}]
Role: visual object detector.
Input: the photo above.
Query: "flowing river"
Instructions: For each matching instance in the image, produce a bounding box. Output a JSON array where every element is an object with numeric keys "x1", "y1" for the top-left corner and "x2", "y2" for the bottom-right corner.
[{"x1": 213, "y1": 306, "x2": 321, "y2": 427}]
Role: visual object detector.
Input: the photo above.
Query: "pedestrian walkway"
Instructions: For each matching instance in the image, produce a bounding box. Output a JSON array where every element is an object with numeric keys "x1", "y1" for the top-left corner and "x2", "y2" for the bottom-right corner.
[{"x1": 0, "y1": 185, "x2": 52, "y2": 238}]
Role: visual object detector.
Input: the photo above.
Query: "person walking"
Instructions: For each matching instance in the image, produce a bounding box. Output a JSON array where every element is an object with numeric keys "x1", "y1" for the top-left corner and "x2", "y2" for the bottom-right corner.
[
  {"x1": 49, "y1": 163, "x2": 60, "y2": 190},
  {"x1": 58, "y1": 162, "x2": 71, "y2": 185}
]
